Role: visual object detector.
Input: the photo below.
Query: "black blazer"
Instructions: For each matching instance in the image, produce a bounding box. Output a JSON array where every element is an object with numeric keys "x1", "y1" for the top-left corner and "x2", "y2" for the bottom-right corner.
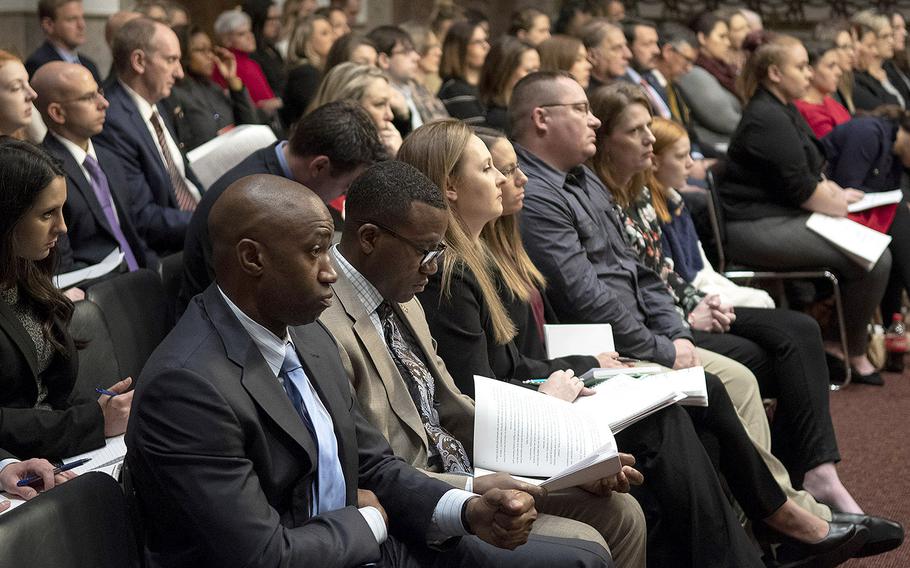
[
  {"x1": 417, "y1": 263, "x2": 599, "y2": 398},
  {"x1": 852, "y1": 70, "x2": 902, "y2": 112},
  {"x1": 25, "y1": 41, "x2": 101, "y2": 85},
  {"x1": 163, "y1": 75, "x2": 259, "y2": 152},
  {"x1": 94, "y1": 82, "x2": 196, "y2": 255},
  {"x1": 126, "y1": 285, "x2": 450, "y2": 567},
  {"x1": 0, "y1": 301, "x2": 104, "y2": 460},
  {"x1": 41, "y1": 134, "x2": 156, "y2": 273}
]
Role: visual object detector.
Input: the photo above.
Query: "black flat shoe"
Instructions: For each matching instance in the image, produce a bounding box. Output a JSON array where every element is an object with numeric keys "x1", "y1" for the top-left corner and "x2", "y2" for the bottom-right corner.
[
  {"x1": 830, "y1": 512, "x2": 904, "y2": 557},
  {"x1": 757, "y1": 521, "x2": 869, "y2": 568},
  {"x1": 850, "y1": 369, "x2": 885, "y2": 386}
]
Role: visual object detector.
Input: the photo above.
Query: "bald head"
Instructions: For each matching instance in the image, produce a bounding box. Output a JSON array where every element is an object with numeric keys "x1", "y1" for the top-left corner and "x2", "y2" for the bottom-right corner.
[
  {"x1": 209, "y1": 174, "x2": 338, "y2": 332},
  {"x1": 32, "y1": 61, "x2": 89, "y2": 113},
  {"x1": 106, "y1": 11, "x2": 141, "y2": 48},
  {"x1": 32, "y1": 61, "x2": 106, "y2": 143}
]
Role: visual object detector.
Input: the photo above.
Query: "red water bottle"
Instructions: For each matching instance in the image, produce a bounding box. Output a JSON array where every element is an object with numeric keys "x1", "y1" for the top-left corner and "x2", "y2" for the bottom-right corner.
[{"x1": 885, "y1": 313, "x2": 907, "y2": 373}]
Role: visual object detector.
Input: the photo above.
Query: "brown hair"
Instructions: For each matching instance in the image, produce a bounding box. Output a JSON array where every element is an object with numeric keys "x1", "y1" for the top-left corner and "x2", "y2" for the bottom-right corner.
[
  {"x1": 478, "y1": 36, "x2": 536, "y2": 108},
  {"x1": 287, "y1": 14, "x2": 330, "y2": 68},
  {"x1": 538, "y1": 34, "x2": 584, "y2": 74},
  {"x1": 38, "y1": 0, "x2": 77, "y2": 21},
  {"x1": 589, "y1": 82, "x2": 653, "y2": 207},
  {"x1": 439, "y1": 20, "x2": 482, "y2": 81},
  {"x1": 738, "y1": 31, "x2": 803, "y2": 102},
  {"x1": 398, "y1": 120, "x2": 517, "y2": 344}
]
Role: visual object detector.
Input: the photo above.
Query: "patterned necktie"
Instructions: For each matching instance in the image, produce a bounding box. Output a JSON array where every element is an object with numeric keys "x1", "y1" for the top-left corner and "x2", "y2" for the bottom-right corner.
[
  {"x1": 377, "y1": 302, "x2": 472, "y2": 474},
  {"x1": 280, "y1": 343, "x2": 347, "y2": 514},
  {"x1": 149, "y1": 110, "x2": 197, "y2": 212},
  {"x1": 82, "y1": 154, "x2": 139, "y2": 271}
]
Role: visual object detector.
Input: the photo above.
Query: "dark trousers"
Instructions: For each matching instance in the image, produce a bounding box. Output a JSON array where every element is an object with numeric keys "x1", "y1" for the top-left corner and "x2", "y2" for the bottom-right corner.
[
  {"x1": 378, "y1": 533, "x2": 612, "y2": 567},
  {"x1": 693, "y1": 307, "x2": 841, "y2": 484},
  {"x1": 882, "y1": 199, "x2": 910, "y2": 320},
  {"x1": 616, "y1": 374, "x2": 779, "y2": 568}
]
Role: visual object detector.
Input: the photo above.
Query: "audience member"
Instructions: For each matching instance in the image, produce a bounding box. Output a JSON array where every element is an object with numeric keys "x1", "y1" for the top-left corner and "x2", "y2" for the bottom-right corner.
[
  {"x1": 509, "y1": 9, "x2": 552, "y2": 47},
  {"x1": 479, "y1": 37, "x2": 540, "y2": 131},
  {"x1": 0, "y1": 52, "x2": 38, "y2": 139},
  {"x1": 823, "y1": 107, "x2": 910, "y2": 323},
  {"x1": 368, "y1": 25, "x2": 444, "y2": 135},
  {"x1": 0, "y1": 137, "x2": 133, "y2": 461},
  {"x1": 621, "y1": 18, "x2": 670, "y2": 118},
  {"x1": 887, "y1": 10, "x2": 910, "y2": 94},
  {"x1": 331, "y1": 0, "x2": 361, "y2": 22},
  {"x1": 96, "y1": 17, "x2": 199, "y2": 255},
  {"x1": 317, "y1": 6, "x2": 352, "y2": 40},
  {"x1": 676, "y1": 11, "x2": 741, "y2": 155},
  {"x1": 649, "y1": 23, "x2": 698, "y2": 135},
  {"x1": 308, "y1": 63, "x2": 402, "y2": 155},
  {"x1": 429, "y1": 1, "x2": 462, "y2": 47},
  {"x1": 400, "y1": 21, "x2": 445, "y2": 97},
  {"x1": 325, "y1": 33, "x2": 378, "y2": 72},
  {"x1": 243, "y1": 0, "x2": 288, "y2": 97},
  {"x1": 590, "y1": 82, "x2": 873, "y2": 516},
  {"x1": 742, "y1": 8, "x2": 764, "y2": 32},
  {"x1": 212, "y1": 10, "x2": 282, "y2": 118},
  {"x1": 553, "y1": 0, "x2": 595, "y2": 37},
  {"x1": 719, "y1": 33, "x2": 891, "y2": 382},
  {"x1": 275, "y1": 0, "x2": 318, "y2": 58},
  {"x1": 603, "y1": 0, "x2": 626, "y2": 23},
  {"x1": 438, "y1": 20, "x2": 490, "y2": 125},
  {"x1": 135, "y1": 1, "x2": 168, "y2": 22},
  {"x1": 405, "y1": 117, "x2": 868, "y2": 567},
  {"x1": 179, "y1": 101, "x2": 385, "y2": 311},
  {"x1": 319, "y1": 158, "x2": 647, "y2": 567},
  {"x1": 165, "y1": 25, "x2": 259, "y2": 152},
  {"x1": 538, "y1": 35, "x2": 592, "y2": 89},
  {"x1": 32, "y1": 62, "x2": 155, "y2": 274},
  {"x1": 102, "y1": 11, "x2": 142, "y2": 85},
  {"x1": 795, "y1": 40, "x2": 852, "y2": 138},
  {"x1": 128, "y1": 173, "x2": 610, "y2": 568},
  {"x1": 581, "y1": 20, "x2": 631, "y2": 92},
  {"x1": 717, "y1": 7, "x2": 750, "y2": 71},
  {"x1": 814, "y1": 20, "x2": 857, "y2": 113},
  {"x1": 851, "y1": 12, "x2": 903, "y2": 111},
  {"x1": 26, "y1": 0, "x2": 102, "y2": 85},
  {"x1": 164, "y1": 1, "x2": 188, "y2": 27},
  {"x1": 0, "y1": 449, "x2": 74, "y2": 507},
  {"x1": 282, "y1": 14, "x2": 335, "y2": 127}
]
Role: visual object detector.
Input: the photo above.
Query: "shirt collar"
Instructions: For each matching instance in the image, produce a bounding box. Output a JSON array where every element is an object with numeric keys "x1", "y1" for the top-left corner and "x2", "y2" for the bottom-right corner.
[
  {"x1": 514, "y1": 142, "x2": 570, "y2": 189},
  {"x1": 625, "y1": 67, "x2": 643, "y2": 83},
  {"x1": 274, "y1": 140, "x2": 293, "y2": 179},
  {"x1": 119, "y1": 80, "x2": 158, "y2": 121},
  {"x1": 51, "y1": 131, "x2": 96, "y2": 165},
  {"x1": 218, "y1": 285, "x2": 290, "y2": 378},
  {"x1": 650, "y1": 69, "x2": 668, "y2": 88},
  {"x1": 51, "y1": 42, "x2": 79, "y2": 63},
  {"x1": 330, "y1": 245, "x2": 385, "y2": 317}
]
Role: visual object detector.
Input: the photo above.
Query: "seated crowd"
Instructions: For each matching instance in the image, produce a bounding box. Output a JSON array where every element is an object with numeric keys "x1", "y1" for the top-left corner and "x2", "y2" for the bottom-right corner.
[{"x1": 2, "y1": 0, "x2": 909, "y2": 566}]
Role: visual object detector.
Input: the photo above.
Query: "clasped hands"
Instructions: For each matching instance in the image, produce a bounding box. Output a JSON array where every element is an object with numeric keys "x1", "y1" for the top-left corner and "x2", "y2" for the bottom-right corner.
[{"x1": 689, "y1": 293, "x2": 735, "y2": 333}]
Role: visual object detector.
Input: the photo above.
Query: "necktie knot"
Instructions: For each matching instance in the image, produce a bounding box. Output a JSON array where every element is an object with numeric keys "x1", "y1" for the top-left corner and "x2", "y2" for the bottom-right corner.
[
  {"x1": 376, "y1": 301, "x2": 394, "y2": 324},
  {"x1": 83, "y1": 153, "x2": 101, "y2": 174},
  {"x1": 281, "y1": 343, "x2": 303, "y2": 376}
]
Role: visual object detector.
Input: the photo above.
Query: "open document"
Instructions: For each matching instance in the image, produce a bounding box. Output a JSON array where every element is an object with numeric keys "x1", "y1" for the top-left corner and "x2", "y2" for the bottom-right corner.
[
  {"x1": 474, "y1": 375, "x2": 622, "y2": 491},
  {"x1": 847, "y1": 189, "x2": 903, "y2": 213},
  {"x1": 544, "y1": 323, "x2": 614, "y2": 358},
  {"x1": 806, "y1": 213, "x2": 892, "y2": 271},
  {"x1": 54, "y1": 248, "x2": 123, "y2": 289},
  {"x1": 187, "y1": 124, "x2": 277, "y2": 189}
]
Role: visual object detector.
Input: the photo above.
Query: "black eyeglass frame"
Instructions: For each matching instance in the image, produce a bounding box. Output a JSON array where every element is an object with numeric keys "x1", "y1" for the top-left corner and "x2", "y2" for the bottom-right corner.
[{"x1": 358, "y1": 219, "x2": 447, "y2": 267}]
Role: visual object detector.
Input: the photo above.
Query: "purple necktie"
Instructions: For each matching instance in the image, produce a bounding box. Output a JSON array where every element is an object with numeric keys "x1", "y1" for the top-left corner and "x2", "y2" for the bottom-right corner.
[{"x1": 82, "y1": 154, "x2": 139, "y2": 271}]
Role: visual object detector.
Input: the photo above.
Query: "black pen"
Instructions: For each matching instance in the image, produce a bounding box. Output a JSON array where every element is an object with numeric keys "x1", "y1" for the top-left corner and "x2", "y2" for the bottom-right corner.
[{"x1": 16, "y1": 458, "x2": 91, "y2": 487}]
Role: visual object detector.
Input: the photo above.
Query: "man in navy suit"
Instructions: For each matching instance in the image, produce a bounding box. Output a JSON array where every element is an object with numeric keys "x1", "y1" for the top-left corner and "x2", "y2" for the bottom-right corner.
[
  {"x1": 32, "y1": 61, "x2": 156, "y2": 273},
  {"x1": 95, "y1": 17, "x2": 201, "y2": 256},
  {"x1": 126, "y1": 174, "x2": 610, "y2": 567},
  {"x1": 26, "y1": 0, "x2": 102, "y2": 85},
  {"x1": 178, "y1": 100, "x2": 387, "y2": 313}
]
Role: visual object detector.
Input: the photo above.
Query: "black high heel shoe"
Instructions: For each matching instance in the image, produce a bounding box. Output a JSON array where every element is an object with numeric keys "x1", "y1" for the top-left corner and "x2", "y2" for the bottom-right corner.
[
  {"x1": 755, "y1": 521, "x2": 869, "y2": 567},
  {"x1": 830, "y1": 512, "x2": 904, "y2": 557}
]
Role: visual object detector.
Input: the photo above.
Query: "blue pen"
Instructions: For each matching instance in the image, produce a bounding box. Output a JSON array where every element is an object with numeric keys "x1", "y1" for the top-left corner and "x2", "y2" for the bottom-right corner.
[
  {"x1": 16, "y1": 458, "x2": 92, "y2": 487},
  {"x1": 522, "y1": 378, "x2": 549, "y2": 385},
  {"x1": 95, "y1": 386, "x2": 118, "y2": 397}
]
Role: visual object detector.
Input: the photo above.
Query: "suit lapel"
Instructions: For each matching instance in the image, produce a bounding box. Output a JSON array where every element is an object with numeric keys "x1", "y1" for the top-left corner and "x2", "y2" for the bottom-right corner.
[
  {"x1": 112, "y1": 87, "x2": 174, "y2": 202},
  {"x1": 0, "y1": 300, "x2": 39, "y2": 378},
  {"x1": 48, "y1": 137, "x2": 119, "y2": 239},
  {"x1": 331, "y1": 270, "x2": 428, "y2": 449}
]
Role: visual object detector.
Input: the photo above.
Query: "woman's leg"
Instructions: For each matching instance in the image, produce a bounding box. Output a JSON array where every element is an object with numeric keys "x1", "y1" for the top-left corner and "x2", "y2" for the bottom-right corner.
[{"x1": 882, "y1": 202, "x2": 910, "y2": 320}]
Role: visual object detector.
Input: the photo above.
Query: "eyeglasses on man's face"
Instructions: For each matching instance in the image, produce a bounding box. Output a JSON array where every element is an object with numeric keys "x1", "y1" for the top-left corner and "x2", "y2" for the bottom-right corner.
[{"x1": 361, "y1": 220, "x2": 447, "y2": 267}]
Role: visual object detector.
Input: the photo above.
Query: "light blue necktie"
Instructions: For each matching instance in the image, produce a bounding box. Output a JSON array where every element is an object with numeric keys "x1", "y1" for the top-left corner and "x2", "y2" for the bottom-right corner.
[{"x1": 280, "y1": 343, "x2": 346, "y2": 514}]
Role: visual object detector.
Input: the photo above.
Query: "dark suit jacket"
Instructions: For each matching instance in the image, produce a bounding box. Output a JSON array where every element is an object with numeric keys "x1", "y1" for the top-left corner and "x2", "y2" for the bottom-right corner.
[
  {"x1": 25, "y1": 41, "x2": 101, "y2": 84},
  {"x1": 41, "y1": 134, "x2": 156, "y2": 273},
  {"x1": 93, "y1": 81, "x2": 196, "y2": 255},
  {"x1": 125, "y1": 285, "x2": 451, "y2": 567},
  {"x1": 163, "y1": 75, "x2": 259, "y2": 152},
  {"x1": 852, "y1": 70, "x2": 901, "y2": 112},
  {"x1": 0, "y1": 303, "x2": 104, "y2": 460}
]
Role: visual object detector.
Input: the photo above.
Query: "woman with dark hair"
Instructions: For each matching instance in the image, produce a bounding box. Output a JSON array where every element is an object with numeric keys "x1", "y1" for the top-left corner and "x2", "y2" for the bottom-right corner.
[
  {"x1": 0, "y1": 137, "x2": 133, "y2": 462},
  {"x1": 242, "y1": 0, "x2": 288, "y2": 96},
  {"x1": 675, "y1": 11, "x2": 742, "y2": 155},
  {"x1": 814, "y1": 20, "x2": 859, "y2": 113},
  {"x1": 795, "y1": 40, "x2": 852, "y2": 138},
  {"x1": 537, "y1": 35, "x2": 592, "y2": 90},
  {"x1": 721, "y1": 32, "x2": 892, "y2": 384},
  {"x1": 437, "y1": 20, "x2": 489, "y2": 124},
  {"x1": 823, "y1": 106, "x2": 910, "y2": 322},
  {"x1": 509, "y1": 8, "x2": 551, "y2": 47},
  {"x1": 323, "y1": 33, "x2": 377, "y2": 73},
  {"x1": 851, "y1": 11, "x2": 904, "y2": 111},
  {"x1": 166, "y1": 25, "x2": 259, "y2": 152},
  {"x1": 478, "y1": 37, "x2": 539, "y2": 131}
]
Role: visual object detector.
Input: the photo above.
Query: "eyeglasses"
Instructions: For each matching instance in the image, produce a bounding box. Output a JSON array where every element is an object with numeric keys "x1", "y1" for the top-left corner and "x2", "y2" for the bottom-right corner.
[
  {"x1": 391, "y1": 45, "x2": 417, "y2": 56},
  {"x1": 497, "y1": 162, "x2": 522, "y2": 180},
  {"x1": 61, "y1": 88, "x2": 105, "y2": 105},
  {"x1": 362, "y1": 220, "x2": 447, "y2": 267},
  {"x1": 670, "y1": 45, "x2": 698, "y2": 65},
  {"x1": 538, "y1": 101, "x2": 590, "y2": 115}
]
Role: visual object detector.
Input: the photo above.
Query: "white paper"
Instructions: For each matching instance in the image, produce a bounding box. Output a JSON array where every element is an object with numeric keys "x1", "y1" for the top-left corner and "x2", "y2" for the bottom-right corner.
[
  {"x1": 847, "y1": 189, "x2": 903, "y2": 213},
  {"x1": 544, "y1": 324, "x2": 614, "y2": 359},
  {"x1": 0, "y1": 494, "x2": 26, "y2": 516},
  {"x1": 65, "y1": 434, "x2": 127, "y2": 479},
  {"x1": 187, "y1": 124, "x2": 277, "y2": 190},
  {"x1": 580, "y1": 366, "x2": 663, "y2": 382},
  {"x1": 806, "y1": 213, "x2": 892, "y2": 271},
  {"x1": 54, "y1": 248, "x2": 123, "y2": 289}
]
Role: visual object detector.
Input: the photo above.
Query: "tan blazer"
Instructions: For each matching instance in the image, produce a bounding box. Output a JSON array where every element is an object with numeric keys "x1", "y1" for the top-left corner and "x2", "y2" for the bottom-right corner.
[{"x1": 319, "y1": 266, "x2": 476, "y2": 489}]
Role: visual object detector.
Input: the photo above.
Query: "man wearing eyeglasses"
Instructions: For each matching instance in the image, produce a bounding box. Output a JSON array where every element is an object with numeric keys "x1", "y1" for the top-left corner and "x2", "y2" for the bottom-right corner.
[
  {"x1": 32, "y1": 61, "x2": 155, "y2": 274},
  {"x1": 319, "y1": 160, "x2": 646, "y2": 568}
]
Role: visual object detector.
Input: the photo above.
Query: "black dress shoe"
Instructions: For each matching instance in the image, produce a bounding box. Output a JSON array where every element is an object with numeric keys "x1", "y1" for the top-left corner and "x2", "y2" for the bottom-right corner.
[
  {"x1": 831, "y1": 513, "x2": 904, "y2": 557},
  {"x1": 850, "y1": 369, "x2": 885, "y2": 386},
  {"x1": 757, "y1": 521, "x2": 869, "y2": 568}
]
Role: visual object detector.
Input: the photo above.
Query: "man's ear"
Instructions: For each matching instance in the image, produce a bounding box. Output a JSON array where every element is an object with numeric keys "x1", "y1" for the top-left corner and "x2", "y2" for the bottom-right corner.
[
  {"x1": 130, "y1": 48, "x2": 147, "y2": 75},
  {"x1": 376, "y1": 52, "x2": 391, "y2": 71},
  {"x1": 236, "y1": 238, "x2": 264, "y2": 277},
  {"x1": 357, "y1": 223, "x2": 380, "y2": 254},
  {"x1": 40, "y1": 17, "x2": 55, "y2": 37},
  {"x1": 307, "y1": 155, "x2": 331, "y2": 179},
  {"x1": 531, "y1": 107, "x2": 548, "y2": 134},
  {"x1": 46, "y1": 102, "x2": 67, "y2": 126}
]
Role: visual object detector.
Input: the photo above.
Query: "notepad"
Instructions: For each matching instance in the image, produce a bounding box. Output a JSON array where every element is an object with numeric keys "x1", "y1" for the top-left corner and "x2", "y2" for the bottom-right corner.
[
  {"x1": 54, "y1": 248, "x2": 123, "y2": 289},
  {"x1": 188, "y1": 124, "x2": 277, "y2": 189},
  {"x1": 806, "y1": 213, "x2": 892, "y2": 271},
  {"x1": 66, "y1": 434, "x2": 127, "y2": 479},
  {"x1": 544, "y1": 324, "x2": 614, "y2": 358},
  {"x1": 847, "y1": 189, "x2": 903, "y2": 213}
]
